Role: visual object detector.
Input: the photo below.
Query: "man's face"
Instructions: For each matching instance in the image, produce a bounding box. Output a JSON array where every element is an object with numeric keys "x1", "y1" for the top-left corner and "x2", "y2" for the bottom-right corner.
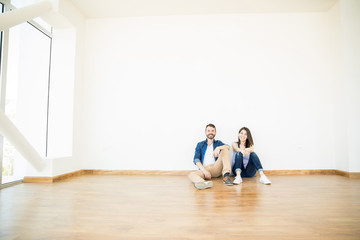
[{"x1": 205, "y1": 127, "x2": 216, "y2": 140}]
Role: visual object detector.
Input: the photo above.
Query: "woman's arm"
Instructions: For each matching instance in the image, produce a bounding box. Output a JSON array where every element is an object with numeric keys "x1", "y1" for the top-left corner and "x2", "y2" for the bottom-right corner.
[
  {"x1": 233, "y1": 142, "x2": 254, "y2": 155},
  {"x1": 246, "y1": 145, "x2": 254, "y2": 153},
  {"x1": 232, "y1": 142, "x2": 247, "y2": 155},
  {"x1": 232, "y1": 142, "x2": 241, "y2": 152},
  {"x1": 244, "y1": 145, "x2": 254, "y2": 156}
]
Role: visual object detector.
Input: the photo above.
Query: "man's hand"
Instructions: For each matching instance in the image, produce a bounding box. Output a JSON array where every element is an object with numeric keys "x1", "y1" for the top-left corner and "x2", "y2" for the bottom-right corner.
[
  {"x1": 196, "y1": 162, "x2": 211, "y2": 180},
  {"x1": 213, "y1": 147, "x2": 221, "y2": 158},
  {"x1": 202, "y1": 169, "x2": 211, "y2": 180}
]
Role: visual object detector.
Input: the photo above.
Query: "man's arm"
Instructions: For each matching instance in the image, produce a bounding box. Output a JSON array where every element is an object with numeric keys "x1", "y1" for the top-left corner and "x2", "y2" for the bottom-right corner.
[
  {"x1": 216, "y1": 145, "x2": 230, "y2": 151},
  {"x1": 213, "y1": 144, "x2": 230, "y2": 158},
  {"x1": 193, "y1": 142, "x2": 211, "y2": 179},
  {"x1": 193, "y1": 143, "x2": 202, "y2": 165}
]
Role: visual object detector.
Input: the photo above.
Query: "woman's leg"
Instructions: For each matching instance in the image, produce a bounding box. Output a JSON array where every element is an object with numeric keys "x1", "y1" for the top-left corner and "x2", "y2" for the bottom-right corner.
[
  {"x1": 232, "y1": 152, "x2": 243, "y2": 174},
  {"x1": 232, "y1": 152, "x2": 243, "y2": 184},
  {"x1": 241, "y1": 152, "x2": 263, "y2": 177},
  {"x1": 249, "y1": 152, "x2": 264, "y2": 172},
  {"x1": 244, "y1": 152, "x2": 271, "y2": 184}
]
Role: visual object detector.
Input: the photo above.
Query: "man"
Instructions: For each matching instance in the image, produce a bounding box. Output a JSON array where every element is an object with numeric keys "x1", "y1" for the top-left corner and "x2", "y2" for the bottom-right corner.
[{"x1": 189, "y1": 123, "x2": 233, "y2": 190}]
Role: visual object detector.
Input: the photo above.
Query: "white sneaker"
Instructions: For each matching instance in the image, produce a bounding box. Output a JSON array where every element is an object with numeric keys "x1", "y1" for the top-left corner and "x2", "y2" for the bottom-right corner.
[
  {"x1": 260, "y1": 175, "x2": 271, "y2": 185},
  {"x1": 194, "y1": 181, "x2": 213, "y2": 190},
  {"x1": 233, "y1": 176, "x2": 243, "y2": 185}
]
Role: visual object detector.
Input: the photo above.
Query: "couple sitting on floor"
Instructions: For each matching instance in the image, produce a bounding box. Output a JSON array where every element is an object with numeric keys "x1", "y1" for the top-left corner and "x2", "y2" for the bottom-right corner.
[{"x1": 189, "y1": 123, "x2": 271, "y2": 190}]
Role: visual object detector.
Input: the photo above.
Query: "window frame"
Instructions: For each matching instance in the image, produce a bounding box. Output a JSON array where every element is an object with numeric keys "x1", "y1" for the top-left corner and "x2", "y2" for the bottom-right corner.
[{"x1": 0, "y1": 0, "x2": 53, "y2": 187}]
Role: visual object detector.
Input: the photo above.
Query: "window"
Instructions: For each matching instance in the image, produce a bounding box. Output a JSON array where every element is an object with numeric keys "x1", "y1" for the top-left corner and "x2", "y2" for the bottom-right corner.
[
  {"x1": 0, "y1": 1, "x2": 6, "y2": 185},
  {"x1": 1, "y1": 1, "x2": 52, "y2": 185}
]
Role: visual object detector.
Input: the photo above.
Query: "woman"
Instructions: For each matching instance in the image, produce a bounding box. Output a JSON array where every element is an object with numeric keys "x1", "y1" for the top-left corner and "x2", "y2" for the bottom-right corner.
[{"x1": 232, "y1": 127, "x2": 271, "y2": 185}]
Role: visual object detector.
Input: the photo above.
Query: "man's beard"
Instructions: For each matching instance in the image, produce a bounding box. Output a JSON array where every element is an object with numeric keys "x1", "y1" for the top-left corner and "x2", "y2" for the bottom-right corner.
[{"x1": 207, "y1": 134, "x2": 215, "y2": 139}]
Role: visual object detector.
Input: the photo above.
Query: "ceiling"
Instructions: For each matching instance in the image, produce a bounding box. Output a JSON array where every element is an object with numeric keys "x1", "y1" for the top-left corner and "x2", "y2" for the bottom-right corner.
[{"x1": 69, "y1": 0, "x2": 338, "y2": 19}]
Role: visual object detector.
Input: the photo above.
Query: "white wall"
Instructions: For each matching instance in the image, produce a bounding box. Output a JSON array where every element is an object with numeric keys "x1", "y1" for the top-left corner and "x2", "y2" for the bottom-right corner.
[
  {"x1": 331, "y1": 1, "x2": 348, "y2": 172},
  {"x1": 47, "y1": 28, "x2": 75, "y2": 158},
  {"x1": 49, "y1": 0, "x2": 85, "y2": 176},
  {"x1": 81, "y1": 6, "x2": 341, "y2": 171},
  {"x1": 339, "y1": 0, "x2": 360, "y2": 172}
]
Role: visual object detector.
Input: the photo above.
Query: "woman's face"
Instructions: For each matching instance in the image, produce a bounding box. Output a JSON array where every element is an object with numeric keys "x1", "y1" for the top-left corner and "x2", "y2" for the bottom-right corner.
[{"x1": 238, "y1": 129, "x2": 248, "y2": 143}]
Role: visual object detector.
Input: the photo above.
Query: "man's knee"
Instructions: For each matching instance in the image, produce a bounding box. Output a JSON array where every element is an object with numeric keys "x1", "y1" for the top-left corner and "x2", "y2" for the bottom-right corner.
[
  {"x1": 220, "y1": 148, "x2": 229, "y2": 156},
  {"x1": 188, "y1": 171, "x2": 202, "y2": 178},
  {"x1": 188, "y1": 171, "x2": 205, "y2": 183},
  {"x1": 188, "y1": 171, "x2": 196, "y2": 179}
]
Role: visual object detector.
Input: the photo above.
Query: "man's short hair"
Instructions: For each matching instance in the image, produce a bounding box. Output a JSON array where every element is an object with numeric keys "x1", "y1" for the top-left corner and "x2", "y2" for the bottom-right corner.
[{"x1": 205, "y1": 123, "x2": 216, "y2": 131}]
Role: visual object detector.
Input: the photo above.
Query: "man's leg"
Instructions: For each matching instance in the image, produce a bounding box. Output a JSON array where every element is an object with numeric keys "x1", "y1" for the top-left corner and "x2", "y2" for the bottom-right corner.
[
  {"x1": 220, "y1": 148, "x2": 232, "y2": 176},
  {"x1": 210, "y1": 148, "x2": 232, "y2": 185},
  {"x1": 188, "y1": 170, "x2": 206, "y2": 183},
  {"x1": 209, "y1": 148, "x2": 230, "y2": 176},
  {"x1": 188, "y1": 170, "x2": 213, "y2": 190},
  {"x1": 188, "y1": 149, "x2": 233, "y2": 189}
]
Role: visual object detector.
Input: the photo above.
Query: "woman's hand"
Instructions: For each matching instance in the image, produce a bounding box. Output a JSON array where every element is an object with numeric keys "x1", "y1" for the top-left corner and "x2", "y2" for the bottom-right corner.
[
  {"x1": 244, "y1": 148, "x2": 251, "y2": 156},
  {"x1": 244, "y1": 146, "x2": 254, "y2": 156},
  {"x1": 239, "y1": 145, "x2": 245, "y2": 155}
]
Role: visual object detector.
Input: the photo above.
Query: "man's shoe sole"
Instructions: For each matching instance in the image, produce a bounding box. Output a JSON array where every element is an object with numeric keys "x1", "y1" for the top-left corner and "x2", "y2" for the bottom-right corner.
[
  {"x1": 223, "y1": 176, "x2": 233, "y2": 186},
  {"x1": 224, "y1": 181, "x2": 233, "y2": 186},
  {"x1": 195, "y1": 181, "x2": 213, "y2": 190}
]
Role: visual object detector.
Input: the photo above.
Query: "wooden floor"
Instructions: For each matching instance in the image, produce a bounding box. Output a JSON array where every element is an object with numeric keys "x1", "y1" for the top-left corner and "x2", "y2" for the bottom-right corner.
[{"x1": 0, "y1": 175, "x2": 359, "y2": 240}]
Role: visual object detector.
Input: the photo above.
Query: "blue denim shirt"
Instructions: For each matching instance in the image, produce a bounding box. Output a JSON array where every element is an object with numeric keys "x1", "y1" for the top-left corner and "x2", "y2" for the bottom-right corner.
[{"x1": 193, "y1": 139, "x2": 226, "y2": 165}]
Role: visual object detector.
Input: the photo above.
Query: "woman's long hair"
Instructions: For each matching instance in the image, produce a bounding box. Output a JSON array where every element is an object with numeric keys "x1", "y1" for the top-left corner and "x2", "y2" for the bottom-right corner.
[{"x1": 237, "y1": 127, "x2": 254, "y2": 148}]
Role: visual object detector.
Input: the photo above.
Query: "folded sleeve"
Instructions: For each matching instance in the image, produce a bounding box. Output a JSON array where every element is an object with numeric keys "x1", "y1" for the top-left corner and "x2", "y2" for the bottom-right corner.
[{"x1": 193, "y1": 143, "x2": 201, "y2": 165}]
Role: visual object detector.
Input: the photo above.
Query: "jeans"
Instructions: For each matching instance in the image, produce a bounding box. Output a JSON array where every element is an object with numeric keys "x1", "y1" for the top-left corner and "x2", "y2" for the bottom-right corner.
[{"x1": 232, "y1": 152, "x2": 263, "y2": 177}]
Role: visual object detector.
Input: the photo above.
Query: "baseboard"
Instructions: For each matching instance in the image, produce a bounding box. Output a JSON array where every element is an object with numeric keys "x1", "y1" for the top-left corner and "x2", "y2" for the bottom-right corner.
[
  {"x1": 334, "y1": 170, "x2": 360, "y2": 179},
  {"x1": 23, "y1": 170, "x2": 84, "y2": 183},
  {"x1": 53, "y1": 170, "x2": 84, "y2": 182},
  {"x1": 23, "y1": 170, "x2": 191, "y2": 183},
  {"x1": 265, "y1": 169, "x2": 336, "y2": 176},
  {"x1": 349, "y1": 172, "x2": 360, "y2": 178},
  {"x1": 23, "y1": 176, "x2": 53, "y2": 183},
  {"x1": 23, "y1": 169, "x2": 360, "y2": 183},
  {"x1": 83, "y1": 169, "x2": 192, "y2": 176}
]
